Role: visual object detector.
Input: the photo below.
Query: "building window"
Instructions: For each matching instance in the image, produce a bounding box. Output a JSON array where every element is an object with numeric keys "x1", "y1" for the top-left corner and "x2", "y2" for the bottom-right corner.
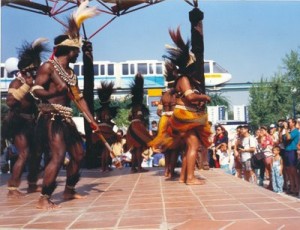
[
  {"x1": 156, "y1": 63, "x2": 162, "y2": 74},
  {"x1": 73, "y1": 65, "x2": 80, "y2": 76},
  {"x1": 100, "y1": 65, "x2": 105, "y2": 75},
  {"x1": 137, "y1": 63, "x2": 147, "y2": 74},
  {"x1": 93, "y1": 64, "x2": 99, "y2": 76},
  {"x1": 204, "y1": 62, "x2": 210, "y2": 74},
  {"x1": 122, "y1": 64, "x2": 128, "y2": 75},
  {"x1": 108, "y1": 64, "x2": 114, "y2": 75}
]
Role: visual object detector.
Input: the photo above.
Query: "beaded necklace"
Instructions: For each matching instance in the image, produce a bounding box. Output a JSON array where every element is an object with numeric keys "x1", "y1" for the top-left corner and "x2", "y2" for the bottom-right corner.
[{"x1": 49, "y1": 58, "x2": 76, "y2": 86}]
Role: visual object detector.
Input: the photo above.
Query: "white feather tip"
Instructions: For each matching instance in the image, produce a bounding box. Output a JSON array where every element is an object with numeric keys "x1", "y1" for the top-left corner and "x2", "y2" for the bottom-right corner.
[{"x1": 32, "y1": 38, "x2": 49, "y2": 48}]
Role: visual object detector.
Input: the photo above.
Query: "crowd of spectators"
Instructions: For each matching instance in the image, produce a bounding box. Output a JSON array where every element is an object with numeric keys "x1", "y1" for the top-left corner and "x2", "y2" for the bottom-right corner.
[
  {"x1": 2, "y1": 117, "x2": 300, "y2": 198},
  {"x1": 208, "y1": 118, "x2": 300, "y2": 198}
]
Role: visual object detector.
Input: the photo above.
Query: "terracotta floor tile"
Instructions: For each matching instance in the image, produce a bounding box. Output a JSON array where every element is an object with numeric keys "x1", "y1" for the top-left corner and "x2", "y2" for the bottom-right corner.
[
  {"x1": 170, "y1": 220, "x2": 232, "y2": 230},
  {"x1": 255, "y1": 209, "x2": 300, "y2": 218},
  {"x1": 24, "y1": 221, "x2": 72, "y2": 229},
  {"x1": 225, "y1": 219, "x2": 282, "y2": 230},
  {"x1": 210, "y1": 210, "x2": 259, "y2": 220},
  {"x1": 1, "y1": 167, "x2": 299, "y2": 229},
  {"x1": 70, "y1": 219, "x2": 118, "y2": 229},
  {"x1": 245, "y1": 202, "x2": 292, "y2": 211},
  {"x1": 206, "y1": 204, "x2": 248, "y2": 212},
  {"x1": 118, "y1": 216, "x2": 163, "y2": 228}
]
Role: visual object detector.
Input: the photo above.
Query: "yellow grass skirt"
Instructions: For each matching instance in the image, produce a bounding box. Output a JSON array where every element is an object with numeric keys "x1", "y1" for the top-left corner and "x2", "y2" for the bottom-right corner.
[{"x1": 148, "y1": 108, "x2": 211, "y2": 150}]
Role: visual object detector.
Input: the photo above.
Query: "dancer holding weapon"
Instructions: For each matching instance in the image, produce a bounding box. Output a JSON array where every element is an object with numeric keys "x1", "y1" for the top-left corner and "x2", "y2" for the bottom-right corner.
[{"x1": 31, "y1": 0, "x2": 100, "y2": 209}]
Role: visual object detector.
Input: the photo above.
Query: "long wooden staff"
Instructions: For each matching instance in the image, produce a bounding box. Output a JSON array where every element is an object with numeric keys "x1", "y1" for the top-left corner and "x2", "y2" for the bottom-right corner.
[{"x1": 68, "y1": 91, "x2": 122, "y2": 169}]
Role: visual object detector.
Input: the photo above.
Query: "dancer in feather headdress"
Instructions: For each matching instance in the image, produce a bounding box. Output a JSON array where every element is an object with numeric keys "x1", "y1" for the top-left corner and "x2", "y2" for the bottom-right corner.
[
  {"x1": 94, "y1": 81, "x2": 119, "y2": 172},
  {"x1": 148, "y1": 61, "x2": 181, "y2": 179},
  {"x1": 30, "y1": 0, "x2": 100, "y2": 209},
  {"x1": 154, "y1": 8, "x2": 211, "y2": 185},
  {"x1": 126, "y1": 73, "x2": 153, "y2": 173},
  {"x1": 3, "y1": 38, "x2": 49, "y2": 198}
]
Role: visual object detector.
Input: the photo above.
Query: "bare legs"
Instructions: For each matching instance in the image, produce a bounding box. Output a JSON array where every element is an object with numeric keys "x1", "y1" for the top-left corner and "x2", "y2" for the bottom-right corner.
[
  {"x1": 7, "y1": 134, "x2": 28, "y2": 198},
  {"x1": 165, "y1": 150, "x2": 179, "y2": 179},
  {"x1": 179, "y1": 130, "x2": 205, "y2": 185},
  {"x1": 264, "y1": 156, "x2": 273, "y2": 189},
  {"x1": 101, "y1": 148, "x2": 111, "y2": 172},
  {"x1": 37, "y1": 125, "x2": 85, "y2": 210}
]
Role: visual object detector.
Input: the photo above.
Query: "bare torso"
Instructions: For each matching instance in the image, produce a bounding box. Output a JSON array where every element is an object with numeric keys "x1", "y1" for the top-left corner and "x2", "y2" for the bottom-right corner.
[
  {"x1": 34, "y1": 61, "x2": 72, "y2": 106},
  {"x1": 161, "y1": 90, "x2": 176, "y2": 112}
]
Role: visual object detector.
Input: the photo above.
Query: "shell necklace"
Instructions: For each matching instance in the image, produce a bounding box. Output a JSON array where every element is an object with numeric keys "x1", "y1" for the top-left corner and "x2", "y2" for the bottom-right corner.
[{"x1": 49, "y1": 57, "x2": 76, "y2": 86}]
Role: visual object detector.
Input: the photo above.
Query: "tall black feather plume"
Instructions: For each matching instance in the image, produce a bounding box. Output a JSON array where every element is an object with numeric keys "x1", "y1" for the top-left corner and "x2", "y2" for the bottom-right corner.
[
  {"x1": 130, "y1": 73, "x2": 144, "y2": 106},
  {"x1": 129, "y1": 73, "x2": 149, "y2": 117},
  {"x1": 96, "y1": 81, "x2": 118, "y2": 120},
  {"x1": 17, "y1": 38, "x2": 49, "y2": 71},
  {"x1": 165, "y1": 27, "x2": 191, "y2": 74},
  {"x1": 164, "y1": 60, "x2": 176, "y2": 83}
]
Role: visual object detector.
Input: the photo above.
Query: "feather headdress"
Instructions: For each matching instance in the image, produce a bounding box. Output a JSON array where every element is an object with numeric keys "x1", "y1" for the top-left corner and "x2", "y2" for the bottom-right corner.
[
  {"x1": 96, "y1": 81, "x2": 118, "y2": 120},
  {"x1": 55, "y1": 0, "x2": 99, "y2": 48},
  {"x1": 163, "y1": 60, "x2": 176, "y2": 85},
  {"x1": 17, "y1": 37, "x2": 49, "y2": 72},
  {"x1": 164, "y1": 27, "x2": 196, "y2": 76},
  {"x1": 128, "y1": 73, "x2": 149, "y2": 118}
]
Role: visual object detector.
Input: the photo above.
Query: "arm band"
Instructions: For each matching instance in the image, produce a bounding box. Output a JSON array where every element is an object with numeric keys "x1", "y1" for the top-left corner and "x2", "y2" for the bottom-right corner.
[
  {"x1": 70, "y1": 85, "x2": 83, "y2": 101},
  {"x1": 184, "y1": 89, "x2": 193, "y2": 97},
  {"x1": 8, "y1": 83, "x2": 30, "y2": 101},
  {"x1": 30, "y1": 85, "x2": 45, "y2": 100}
]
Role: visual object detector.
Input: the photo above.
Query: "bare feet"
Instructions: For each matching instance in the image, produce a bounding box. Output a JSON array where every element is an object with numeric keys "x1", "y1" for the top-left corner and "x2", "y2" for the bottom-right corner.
[
  {"x1": 131, "y1": 167, "x2": 138, "y2": 173},
  {"x1": 27, "y1": 184, "x2": 42, "y2": 193},
  {"x1": 63, "y1": 190, "x2": 87, "y2": 200},
  {"x1": 186, "y1": 178, "x2": 206, "y2": 185},
  {"x1": 36, "y1": 195, "x2": 61, "y2": 210},
  {"x1": 203, "y1": 162, "x2": 210, "y2": 170},
  {"x1": 164, "y1": 170, "x2": 170, "y2": 178},
  {"x1": 7, "y1": 189, "x2": 27, "y2": 198},
  {"x1": 137, "y1": 168, "x2": 149, "y2": 173}
]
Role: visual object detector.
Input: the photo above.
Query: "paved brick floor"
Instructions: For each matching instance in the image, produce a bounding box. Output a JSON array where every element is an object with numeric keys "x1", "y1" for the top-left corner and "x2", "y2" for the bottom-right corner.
[{"x1": 1, "y1": 167, "x2": 300, "y2": 229}]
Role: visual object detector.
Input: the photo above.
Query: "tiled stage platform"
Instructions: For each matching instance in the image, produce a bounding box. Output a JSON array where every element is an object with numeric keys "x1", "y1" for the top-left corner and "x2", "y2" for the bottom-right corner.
[{"x1": 1, "y1": 167, "x2": 300, "y2": 229}]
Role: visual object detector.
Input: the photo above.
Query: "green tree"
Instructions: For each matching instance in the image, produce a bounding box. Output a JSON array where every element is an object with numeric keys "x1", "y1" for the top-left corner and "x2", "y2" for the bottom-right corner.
[
  {"x1": 208, "y1": 92, "x2": 230, "y2": 107},
  {"x1": 282, "y1": 49, "x2": 300, "y2": 117},
  {"x1": 249, "y1": 75, "x2": 291, "y2": 129},
  {"x1": 249, "y1": 48, "x2": 300, "y2": 127}
]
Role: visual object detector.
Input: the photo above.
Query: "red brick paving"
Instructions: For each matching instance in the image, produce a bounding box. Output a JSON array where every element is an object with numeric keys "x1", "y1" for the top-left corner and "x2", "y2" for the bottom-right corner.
[{"x1": 1, "y1": 167, "x2": 300, "y2": 229}]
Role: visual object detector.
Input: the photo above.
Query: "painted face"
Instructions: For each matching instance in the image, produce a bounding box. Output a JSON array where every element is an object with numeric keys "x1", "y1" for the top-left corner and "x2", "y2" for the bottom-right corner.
[{"x1": 21, "y1": 66, "x2": 38, "y2": 79}]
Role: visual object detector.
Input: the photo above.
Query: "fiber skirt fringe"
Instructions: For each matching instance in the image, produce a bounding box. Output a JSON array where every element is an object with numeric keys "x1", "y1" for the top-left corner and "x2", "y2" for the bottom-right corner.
[
  {"x1": 149, "y1": 108, "x2": 211, "y2": 150},
  {"x1": 126, "y1": 120, "x2": 153, "y2": 149},
  {"x1": 2, "y1": 111, "x2": 36, "y2": 142},
  {"x1": 35, "y1": 113, "x2": 82, "y2": 154}
]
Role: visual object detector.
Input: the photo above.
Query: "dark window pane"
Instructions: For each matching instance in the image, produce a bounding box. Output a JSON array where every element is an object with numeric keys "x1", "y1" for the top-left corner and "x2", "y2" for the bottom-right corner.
[
  {"x1": 130, "y1": 64, "x2": 134, "y2": 75},
  {"x1": 108, "y1": 64, "x2": 114, "y2": 75},
  {"x1": 122, "y1": 64, "x2": 128, "y2": 75},
  {"x1": 100, "y1": 65, "x2": 105, "y2": 75},
  {"x1": 93, "y1": 64, "x2": 99, "y2": 76},
  {"x1": 204, "y1": 62, "x2": 210, "y2": 73},
  {"x1": 149, "y1": 63, "x2": 154, "y2": 74},
  {"x1": 156, "y1": 63, "x2": 162, "y2": 74},
  {"x1": 137, "y1": 63, "x2": 147, "y2": 74},
  {"x1": 73, "y1": 65, "x2": 80, "y2": 75},
  {"x1": 0, "y1": 67, "x2": 4, "y2": 78}
]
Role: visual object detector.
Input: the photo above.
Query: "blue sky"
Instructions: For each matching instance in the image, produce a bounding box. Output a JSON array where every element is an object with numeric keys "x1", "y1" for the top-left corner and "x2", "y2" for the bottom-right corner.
[{"x1": 1, "y1": 0, "x2": 300, "y2": 105}]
